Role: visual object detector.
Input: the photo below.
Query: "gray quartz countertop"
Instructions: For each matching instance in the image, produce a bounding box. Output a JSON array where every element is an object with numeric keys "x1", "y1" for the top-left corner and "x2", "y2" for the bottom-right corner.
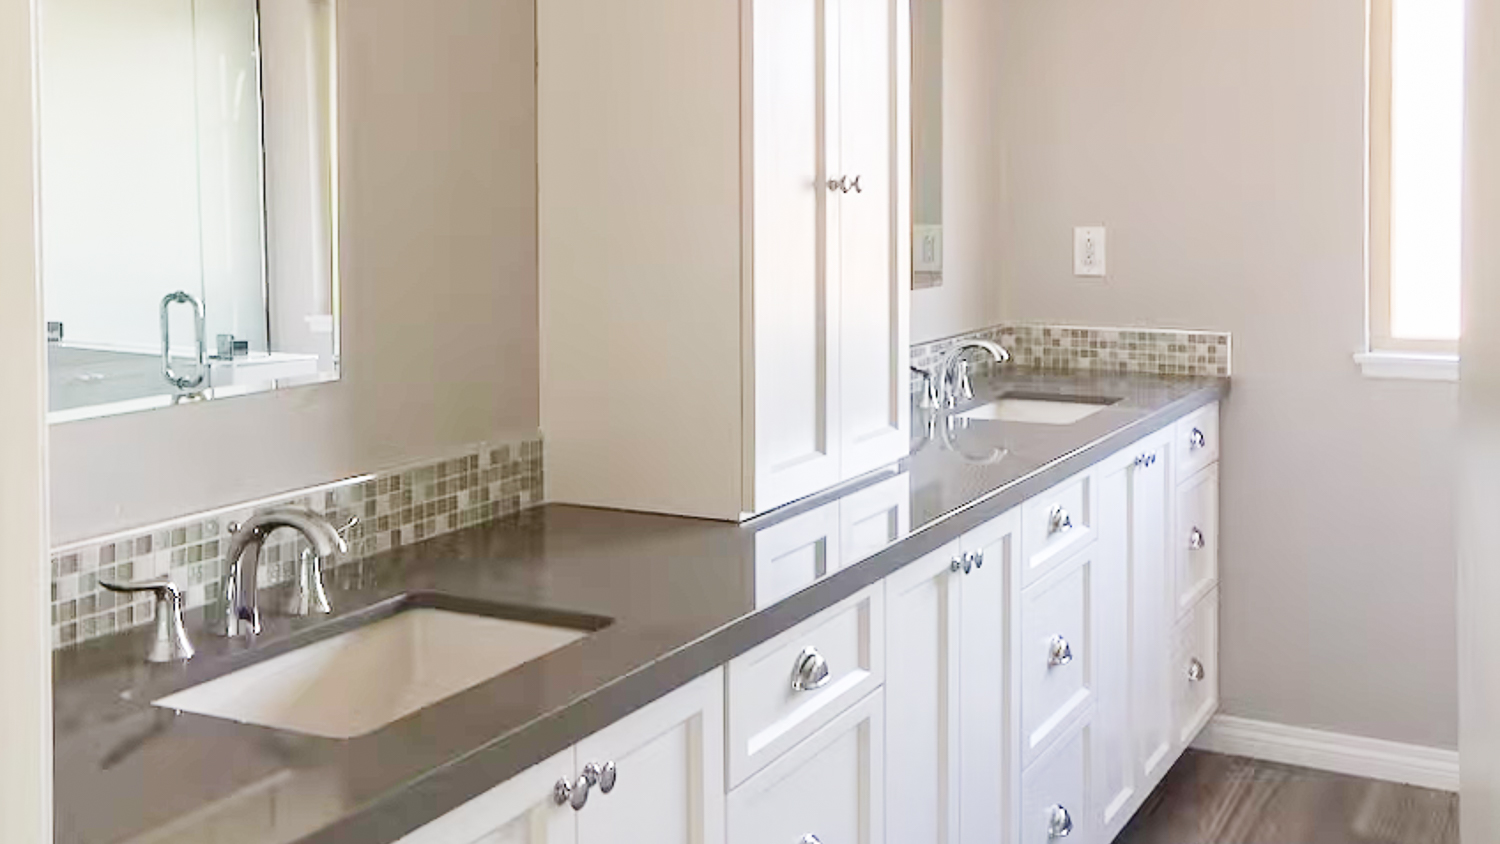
[{"x1": 53, "y1": 370, "x2": 1227, "y2": 844}]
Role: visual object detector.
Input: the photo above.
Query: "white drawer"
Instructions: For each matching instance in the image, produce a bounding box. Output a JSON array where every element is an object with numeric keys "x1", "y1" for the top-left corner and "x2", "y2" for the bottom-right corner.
[
  {"x1": 728, "y1": 691, "x2": 884, "y2": 844},
  {"x1": 726, "y1": 583, "x2": 884, "y2": 787},
  {"x1": 839, "y1": 472, "x2": 910, "y2": 568},
  {"x1": 1021, "y1": 469, "x2": 1098, "y2": 587},
  {"x1": 1021, "y1": 547, "x2": 1097, "y2": 768},
  {"x1": 754, "y1": 501, "x2": 841, "y2": 609},
  {"x1": 1174, "y1": 402, "x2": 1220, "y2": 484},
  {"x1": 1173, "y1": 588, "x2": 1219, "y2": 748},
  {"x1": 1174, "y1": 463, "x2": 1219, "y2": 617},
  {"x1": 1021, "y1": 720, "x2": 1094, "y2": 844}
]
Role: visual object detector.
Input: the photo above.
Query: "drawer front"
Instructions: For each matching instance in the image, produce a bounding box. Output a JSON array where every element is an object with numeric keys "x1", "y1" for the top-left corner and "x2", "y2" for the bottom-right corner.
[
  {"x1": 1021, "y1": 470, "x2": 1098, "y2": 586},
  {"x1": 1021, "y1": 721, "x2": 1093, "y2": 844},
  {"x1": 1173, "y1": 588, "x2": 1220, "y2": 748},
  {"x1": 839, "y1": 472, "x2": 911, "y2": 568},
  {"x1": 726, "y1": 583, "x2": 884, "y2": 787},
  {"x1": 728, "y1": 690, "x2": 884, "y2": 844},
  {"x1": 755, "y1": 501, "x2": 842, "y2": 609},
  {"x1": 1174, "y1": 463, "x2": 1219, "y2": 617},
  {"x1": 1174, "y1": 402, "x2": 1220, "y2": 484},
  {"x1": 1021, "y1": 549, "x2": 1096, "y2": 768}
]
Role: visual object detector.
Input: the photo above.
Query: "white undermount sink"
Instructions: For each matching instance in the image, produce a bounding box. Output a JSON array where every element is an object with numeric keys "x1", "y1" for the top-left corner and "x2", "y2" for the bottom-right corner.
[
  {"x1": 154, "y1": 607, "x2": 597, "y2": 739},
  {"x1": 957, "y1": 393, "x2": 1121, "y2": 425}
]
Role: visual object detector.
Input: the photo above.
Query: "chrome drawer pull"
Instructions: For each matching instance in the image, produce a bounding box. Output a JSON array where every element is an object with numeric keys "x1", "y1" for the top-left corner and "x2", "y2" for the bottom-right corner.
[
  {"x1": 1190, "y1": 427, "x2": 1207, "y2": 450},
  {"x1": 1048, "y1": 805, "x2": 1074, "y2": 838},
  {"x1": 792, "y1": 646, "x2": 832, "y2": 692},
  {"x1": 1047, "y1": 505, "x2": 1074, "y2": 536},
  {"x1": 1048, "y1": 635, "x2": 1074, "y2": 667},
  {"x1": 554, "y1": 774, "x2": 591, "y2": 810},
  {"x1": 1188, "y1": 527, "x2": 1205, "y2": 550},
  {"x1": 582, "y1": 761, "x2": 618, "y2": 794}
]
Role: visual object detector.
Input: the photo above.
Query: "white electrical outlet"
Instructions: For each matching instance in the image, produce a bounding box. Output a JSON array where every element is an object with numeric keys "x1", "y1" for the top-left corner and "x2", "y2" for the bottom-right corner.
[
  {"x1": 1074, "y1": 226, "x2": 1106, "y2": 277},
  {"x1": 914, "y1": 225, "x2": 943, "y2": 273}
]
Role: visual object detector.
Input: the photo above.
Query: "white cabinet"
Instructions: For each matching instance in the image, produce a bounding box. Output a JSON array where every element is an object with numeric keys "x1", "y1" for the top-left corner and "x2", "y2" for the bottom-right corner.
[
  {"x1": 539, "y1": 0, "x2": 911, "y2": 521},
  {"x1": 728, "y1": 691, "x2": 885, "y2": 844},
  {"x1": 399, "y1": 671, "x2": 724, "y2": 844},
  {"x1": 885, "y1": 509, "x2": 1019, "y2": 844}
]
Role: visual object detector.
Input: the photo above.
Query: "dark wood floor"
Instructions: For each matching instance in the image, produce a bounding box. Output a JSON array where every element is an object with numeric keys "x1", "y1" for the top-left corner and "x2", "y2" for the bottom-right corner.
[{"x1": 1114, "y1": 751, "x2": 1460, "y2": 844}]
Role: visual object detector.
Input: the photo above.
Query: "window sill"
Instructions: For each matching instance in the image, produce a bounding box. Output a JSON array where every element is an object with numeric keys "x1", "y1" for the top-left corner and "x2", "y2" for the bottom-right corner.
[{"x1": 1354, "y1": 351, "x2": 1459, "y2": 382}]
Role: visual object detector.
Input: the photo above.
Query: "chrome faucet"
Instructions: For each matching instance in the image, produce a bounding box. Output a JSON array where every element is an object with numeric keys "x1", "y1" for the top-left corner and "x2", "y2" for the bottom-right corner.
[
  {"x1": 938, "y1": 340, "x2": 1010, "y2": 408},
  {"x1": 217, "y1": 508, "x2": 346, "y2": 637}
]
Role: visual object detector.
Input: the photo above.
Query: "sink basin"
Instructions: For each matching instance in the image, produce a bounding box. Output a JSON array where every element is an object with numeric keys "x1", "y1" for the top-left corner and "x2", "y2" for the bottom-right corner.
[
  {"x1": 958, "y1": 392, "x2": 1121, "y2": 425},
  {"x1": 154, "y1": 601, "x2": 605, "y2": 738}
]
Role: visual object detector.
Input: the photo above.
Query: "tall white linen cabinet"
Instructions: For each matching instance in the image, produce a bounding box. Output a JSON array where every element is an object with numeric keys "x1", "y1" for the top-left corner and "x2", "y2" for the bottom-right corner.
[{"x1": 539, "y1": 0, "x2": 913, "y2": 520}]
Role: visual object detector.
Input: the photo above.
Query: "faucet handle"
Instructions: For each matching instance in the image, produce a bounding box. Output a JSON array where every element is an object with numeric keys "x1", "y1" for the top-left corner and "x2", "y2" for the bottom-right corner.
[{"x1": 99, "y1": 577, "x2": 195, "y2": 663}]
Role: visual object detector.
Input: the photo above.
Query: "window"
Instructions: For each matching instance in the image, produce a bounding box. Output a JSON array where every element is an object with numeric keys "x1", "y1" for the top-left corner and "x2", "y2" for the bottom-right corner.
[{"x1": 1363, "y1": 0, "x2": 1466, "y2": 378}]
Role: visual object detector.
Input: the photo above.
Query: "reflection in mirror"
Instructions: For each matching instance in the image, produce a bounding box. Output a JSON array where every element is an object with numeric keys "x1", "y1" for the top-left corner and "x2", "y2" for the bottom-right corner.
[
  {"x1": 38, "y1": 0, "x2": 339, "y2": 422},
  {"x1": 912, "y1": 0, "x2": 942, "y2": 289}
]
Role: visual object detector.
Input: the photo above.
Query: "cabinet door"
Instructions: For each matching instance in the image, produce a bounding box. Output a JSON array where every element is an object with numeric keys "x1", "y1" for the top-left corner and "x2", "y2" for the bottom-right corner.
[
  {"x1": 885, "y1": 540, "x2": 963, "y2": 844},
  {"x1": 1129, "y1": 436, "x2": 1176, "y2": 791},
  {"x1": 574, "y1": 669, "x2": 725, "y2": 844},
  {"x1": 958, "y1": 511, "x2": 1020, "y2": 844},
  {"x1": 835, "y1": 0, "x2": 910, "y2": 481},
  {"x1": 729, "y1": 690, "x2": 885, "y2": 844},
  {"x1": 397, "y1": 750, "x2": 577, "y2": 844},
  {"x1": 751, "y1": 0, "x2": 843, "y2": 512},
  {"x1": 1173, "y1": 463, "x2": 1219, "y2": 618},
  {"x1": 1091, "y1": 449, "x2": 1136, "y2": 839}
]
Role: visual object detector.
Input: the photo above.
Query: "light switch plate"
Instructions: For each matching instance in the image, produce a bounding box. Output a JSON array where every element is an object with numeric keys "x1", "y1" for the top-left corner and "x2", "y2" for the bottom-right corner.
[
  {"x1": 915, "y1": 225, "x2": 943, "y2": 273},
  {"x1": 1074, "y1": 226, "x2": 1106, "y2": 277}
]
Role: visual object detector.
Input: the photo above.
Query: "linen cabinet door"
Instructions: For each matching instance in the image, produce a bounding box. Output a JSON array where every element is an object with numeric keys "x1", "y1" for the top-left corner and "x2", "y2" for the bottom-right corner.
[
  {"x1": 573, "y1": 670, "x2": 724, "y2": 844},
  {"x1": 397, "y1": 750, "x2": 577, "y2": 844},
  {"x1": 751, "y1": 0, "x2": 843, "y2": 512},
  {"x1": 729, "y1": 691, "x2": 885, "y2": 844},
  {"x1": 885, "y1": 541, "x2": 963, "y2": 844},
  {"x1": 835, "y1": 0, "x2": 910, "y2": 481}
]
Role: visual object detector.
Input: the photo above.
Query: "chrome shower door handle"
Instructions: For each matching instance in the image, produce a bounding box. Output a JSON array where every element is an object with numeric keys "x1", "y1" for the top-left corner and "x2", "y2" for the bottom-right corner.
[{"x1": 160, "y1": 291, "x2": 208, "y2": 391}]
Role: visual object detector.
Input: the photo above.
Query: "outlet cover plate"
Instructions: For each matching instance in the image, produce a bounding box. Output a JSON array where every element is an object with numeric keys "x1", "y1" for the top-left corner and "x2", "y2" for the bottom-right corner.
[{"x1": 1074, "y1": 226, "x2": 1106, "y2": 277}]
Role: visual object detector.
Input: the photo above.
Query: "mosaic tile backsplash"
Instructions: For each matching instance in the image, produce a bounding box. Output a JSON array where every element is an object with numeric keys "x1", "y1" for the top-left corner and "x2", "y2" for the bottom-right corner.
[
  {"x1": 50, "y1": 434, "x2": 543, "y2": 650},
  {"x1": 912, "y1": 323, "x2": 1232, "y2": 380}
]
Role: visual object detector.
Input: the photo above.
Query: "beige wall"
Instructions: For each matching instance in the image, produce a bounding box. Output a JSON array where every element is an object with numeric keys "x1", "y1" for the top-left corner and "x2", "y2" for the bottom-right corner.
[
  {"x1": 1, "y1": 0, "x2": 54, "y2": 834},
  {"x1": 49, "y1": 0, "x2": 540, "y2": 544},
  {"x1": 991, "y1": 0, "x2": 1459, "y2": 747}
]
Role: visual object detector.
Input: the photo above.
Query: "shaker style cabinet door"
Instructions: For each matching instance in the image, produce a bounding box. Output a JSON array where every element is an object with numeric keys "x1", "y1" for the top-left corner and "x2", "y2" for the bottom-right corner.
[
  {"x1": 396, "y1": 750, "x2": 577, "y2": 844},
  {"x1": 1128, "y1": 436, "x2": 1176, "y2": 791},
  {"x1": 884, "y1": 508, "x2": 1018, "y2": 844},
  {"x1": 751, "y1": 0, "x2": 843, "y2": 511},
  {"x1": 573, "y1": 670, "x2": 725, "y2": 844},
  {"x1": 836, "y1": 0, "x2": 911, "y2": 481}
]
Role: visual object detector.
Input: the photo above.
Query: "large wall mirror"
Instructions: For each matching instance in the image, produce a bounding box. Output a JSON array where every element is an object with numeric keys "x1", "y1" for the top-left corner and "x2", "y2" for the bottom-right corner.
[
  {"x1": 912, "y1": 0, "x2": 942, "y2": 290},
  {"x1": 38, "y1": 0, "x2": 339, "y2": 423}
]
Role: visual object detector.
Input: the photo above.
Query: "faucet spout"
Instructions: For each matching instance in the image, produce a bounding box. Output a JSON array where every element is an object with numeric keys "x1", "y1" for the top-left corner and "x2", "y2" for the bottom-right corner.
[
  {"x1": 218, "y1": 507, "x2": 345, "y2": 637},
  {"x1": 939, "y1": 339, "x2": 1010, "y2": 408}
]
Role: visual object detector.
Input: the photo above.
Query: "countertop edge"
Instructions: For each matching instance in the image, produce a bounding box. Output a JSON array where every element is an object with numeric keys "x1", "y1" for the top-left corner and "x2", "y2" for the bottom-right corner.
[{"x1": 304, "y1": 378, "x2": 1228, "y2": 844}]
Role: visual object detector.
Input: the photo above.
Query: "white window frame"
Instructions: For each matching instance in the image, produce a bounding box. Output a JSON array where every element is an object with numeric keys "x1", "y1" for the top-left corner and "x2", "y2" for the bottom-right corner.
[{"x1": 1360, "y1": 0, "x2": 1460, "y2": 380}]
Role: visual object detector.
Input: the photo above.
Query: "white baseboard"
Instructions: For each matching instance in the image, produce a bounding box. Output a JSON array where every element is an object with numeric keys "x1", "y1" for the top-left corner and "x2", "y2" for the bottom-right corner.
[{"x1": 1192, "y1": 715, "x2": 1459, "y2": 793}]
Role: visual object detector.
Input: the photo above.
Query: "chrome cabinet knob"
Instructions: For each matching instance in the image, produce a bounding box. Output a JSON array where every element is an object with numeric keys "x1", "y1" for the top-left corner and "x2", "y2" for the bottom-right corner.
[
  {"x1": 972, "y1": 550, "x2": 985, "y2": 570},
  {"x1": 585, "y1": 760, "x2": 617, "y2": 794},
  {"x1": 827, "y1": 176, "x2": 849, "y2": 193},
  {"x1": 1190, "y1": 427, "x2": 1207, "y2": 450},
  {"x1": 1188, "y1": 527, "x2": 1205, "y2": 550},
  {"x1": 1047, "y1": 805, "x2": 1074, "y2": 838},
  {"x1": 849, "y1": 175, "x2": 863, "y2": 193},
  {"x1": 1048, "y1": 505, "x2": 1074, "y2": 536},
  {"x1": 792, "y1": 646, "x2": 832, "y2": 692},
  {"x1": 801, "y1": 836, "x2": 823, "y2": 844},
  {"x1": 1188, "y1": 658, "x2": 1206, "y2": 683},
  {"x1": 1133, "y1": 452, "x2": 1158, "y2": 468},
  {"x1": 1048, "y1": 635, "x2": 1074, "y2": 667},
  {"x1": 554, "y1": 775, "x2": 591, "y2": 810},
  {"x1": 951, "y1": 556, "x2": 964, "y2": 574}
]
